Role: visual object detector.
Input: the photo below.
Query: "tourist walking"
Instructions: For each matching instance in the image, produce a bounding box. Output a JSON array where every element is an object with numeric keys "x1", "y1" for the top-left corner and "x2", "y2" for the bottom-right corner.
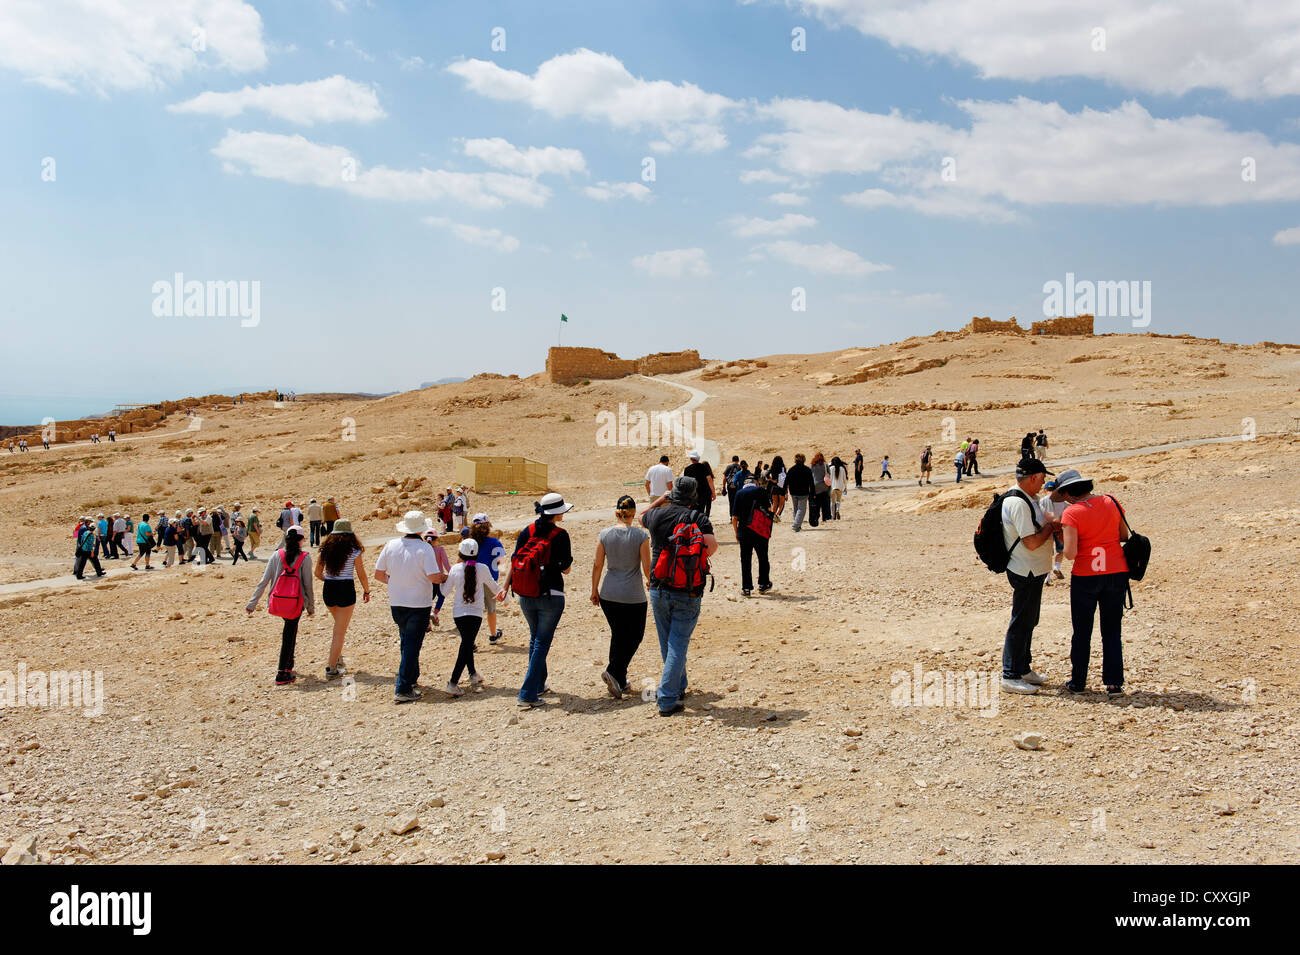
[
  {"x1": 1058, "y1": 469, "x2": 1131, "y2": 695},
  {"x1": 644, "y1": 455, "x2": 674, "y2": 501},
  {"x1": 731, "y1": 475, "x2": 772, "y2": 597},
  {"x1": 307, "y1": 498, "x2": 324, "y2": 546},
  {"x1": 245, "y1": 526, "x2": 315, "y2": 686},
  {"x1": 246, "y1": 507, "x2": 261, "y2": 558},
  {"x1": 965, "y1": 438, "x2": 980, "y2": 476},
  {"x1": 315, "y1": 519, "x2": 369, "y2": 679},
  {"x1": 499, "y1": 493, "x2": 574, "y2": 708},
  {"x1": 879, "y1": 455, "x2": 892, "y2": 480},
  {"x1": 73, "y1": 518, "x2": 105, "y2": 579},
  {"x1": 469, "y1": 514, "x2": 507, "y2": 643},
  {"x1": 722, "y1": 456, "x2": 741, "y2": 515},
  {"x1": 323, "y1": 497, "x2": 340, "y2": 534},
  {"x1": 641, "y1": 476, "x2": 717, "y2": 715},
  {"x1": 785, "y1": 453, "x2": 814, "y2": 532},
  {"x1": 954, "y1": 448, "x2": 966, "y2": 483},
  {"x1": 590, "y1": 495, "x2": 651, "y2": 698},
  {"x1": 129, "y1": 513, "x2": 155, "y2": 570},
  {"x1": 809, "y1": 452, "x2": 832, "y2": 526},
  {"x1": 829, "y1": 456, "x2": 849, "y2": 519},
  {"x1": 682, "y1": 450, "x2": 715, "y2": 517},
  {"x1": 231, "y1": 519, "x2": 249, "y2": 564},
  {"x1": 374, "y1": 511, "x2": 447, "y2": 703},
  {"x1": 767, "y1": 455, "x2": 788, "y2": 522},
  {"x1": 1036, "y1": 429, "x2": 1049, "y2": 463},
  {"x1": 439, "y1": 538, "x2": 504, "y2": 697},
  {"x1": 919, "y1": 445, "x2": 933, "y2": 485},
  {"x1": 853, "y1": 449, "x2": 864, "y2": 488}
]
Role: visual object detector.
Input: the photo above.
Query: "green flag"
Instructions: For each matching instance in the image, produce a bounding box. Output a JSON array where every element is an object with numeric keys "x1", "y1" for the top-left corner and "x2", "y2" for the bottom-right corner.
[{"x1": 560, "y1": 313, "x2": 569, "y2": 323}]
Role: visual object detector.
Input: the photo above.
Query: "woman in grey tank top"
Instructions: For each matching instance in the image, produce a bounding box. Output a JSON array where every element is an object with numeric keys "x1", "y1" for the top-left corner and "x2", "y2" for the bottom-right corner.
[{"x1": 590, "y1": 495, "x2": 651, "y2": 699}]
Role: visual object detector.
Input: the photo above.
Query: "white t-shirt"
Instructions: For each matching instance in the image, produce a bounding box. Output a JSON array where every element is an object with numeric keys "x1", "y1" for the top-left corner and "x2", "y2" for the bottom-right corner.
[
  {"x1": 1041, "y1": 496, "x2": 1069, "y2": 523},
  {"x1": 439, "y1": 562, "x2": 503, "y2": 618},
  {"x1": 375, "y1": 537, "x2": 441, "y2": 607},
  {"x1": 645, "y1": 463, "x2": 674, "y2": 497},
  {"x1": 1002, "y1": 486, "x2": 1052, "y2": 577}
]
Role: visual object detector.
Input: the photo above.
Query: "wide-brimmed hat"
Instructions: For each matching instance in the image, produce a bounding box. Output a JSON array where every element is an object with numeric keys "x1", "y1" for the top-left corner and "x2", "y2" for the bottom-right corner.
[
  {"x1": 330, "y1": 518, "x2": 354, "y2": 535},
  {"x1": 459, "y1": 538, "x2": 479, "y2": 558},
  {"x1": 537, "y1": 492, "x2": 573, "y2": 515},
  {"x1": 396, "y1": 510, "x2": 434, "y2": 535},
  {"x1": 1053, "y1": 468, "x2": 1087, "y2": 492}
]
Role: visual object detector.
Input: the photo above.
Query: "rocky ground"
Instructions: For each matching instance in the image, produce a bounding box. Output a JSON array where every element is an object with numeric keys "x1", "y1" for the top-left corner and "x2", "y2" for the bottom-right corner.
[{"x1": 1, "y1": 330, "x2": 1297, "y2": 864}]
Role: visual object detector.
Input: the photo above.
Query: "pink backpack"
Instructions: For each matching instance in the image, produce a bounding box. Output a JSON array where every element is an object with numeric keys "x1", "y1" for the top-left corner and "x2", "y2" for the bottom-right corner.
[{"x1": 268, "y1": 549, "x2": 306, "y2": 618}]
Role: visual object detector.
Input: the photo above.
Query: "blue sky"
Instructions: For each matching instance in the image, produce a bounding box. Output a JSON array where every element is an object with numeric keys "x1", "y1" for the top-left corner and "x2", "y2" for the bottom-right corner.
[{"x1": 3, "y1": 0, "x2": 1299, "y2": 422}]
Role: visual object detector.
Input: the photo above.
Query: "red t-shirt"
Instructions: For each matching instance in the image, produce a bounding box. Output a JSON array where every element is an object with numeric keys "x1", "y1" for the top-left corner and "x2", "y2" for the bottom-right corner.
[{"x1": 1062, "y1": 494, "x2": 1129, "y2": 577}]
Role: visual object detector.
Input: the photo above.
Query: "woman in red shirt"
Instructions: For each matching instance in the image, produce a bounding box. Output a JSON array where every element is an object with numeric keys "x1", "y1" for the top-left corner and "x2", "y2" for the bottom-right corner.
[{"x1": 1059, "y1": 470, "x2": 1131, "y2": 695}]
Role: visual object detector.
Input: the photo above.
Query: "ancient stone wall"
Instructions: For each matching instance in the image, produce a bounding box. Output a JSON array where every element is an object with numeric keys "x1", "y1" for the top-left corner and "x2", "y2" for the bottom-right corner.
[
  {"x1": 546, "y1": 347, "x2": 702, "y2": 383},
  {"x1": 634, "y1": 350, "x2": 702, "y2": 376},
  {"x1": 3, "y1": 390, "x2": 276, "y2": 446},
  {"x1": 967, "y1": 316, "x2": 1025, "y2": 334},
  {"x1": 1031, "y1": 314, "x2": 1094, "y2": 336}
]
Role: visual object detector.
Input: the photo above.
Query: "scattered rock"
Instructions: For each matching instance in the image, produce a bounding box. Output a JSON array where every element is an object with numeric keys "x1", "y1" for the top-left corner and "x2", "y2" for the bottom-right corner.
[{"x1": 1013, "y1": 732, "x2": 1044, "y2": 751}]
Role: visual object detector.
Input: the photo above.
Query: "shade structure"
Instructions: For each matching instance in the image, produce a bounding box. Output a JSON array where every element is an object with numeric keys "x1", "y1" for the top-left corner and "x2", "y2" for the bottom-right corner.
[{"x1": 454, "y1": 455, "x2": 549, "y2": 493}]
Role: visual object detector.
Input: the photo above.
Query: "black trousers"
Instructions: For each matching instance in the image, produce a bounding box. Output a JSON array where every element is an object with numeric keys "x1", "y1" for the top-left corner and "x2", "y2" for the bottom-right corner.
[
  {"x1": 738, "y1": 529, "x2": 771, "y2": 592},
  {"x1": 277, "y1": 616, "x2": 300, "y2": 675},
  {"x1": 809, "y1": 492, "x2": 831, "y2": 526},
  {"x1": 231, "y1": 540, "x2": 248, "y2": 564},
  {"x1": 1002, "y1": 570, "x2": 1045, "y2": 679},
  {"x1": 1069, "y1": 572, "x2": 1127, "y2": 688},
  {"x1": 451, "y1": 614, "x2": 482, "y2": 683},
  {"x1": 854, "y1": 466, "x2": 863, "y2": 487},
  {"x1": 600, "y1": 598, "x2": 647, "y2": 688},
  {"x1": 309, "y1": 520, "x2": 322, "y2": 545},
  {"x1": 73, "y1": 549, "x2": 103, "y2": 578}
]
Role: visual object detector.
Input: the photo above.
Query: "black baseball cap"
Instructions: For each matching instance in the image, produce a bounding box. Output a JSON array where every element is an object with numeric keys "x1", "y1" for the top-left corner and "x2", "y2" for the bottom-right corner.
[{"x1": 1016, "y1": 458, "x2": 1055, "y2": 478}]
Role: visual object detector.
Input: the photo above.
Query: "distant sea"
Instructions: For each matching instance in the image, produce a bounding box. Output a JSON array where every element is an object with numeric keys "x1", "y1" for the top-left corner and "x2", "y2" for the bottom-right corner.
[{"x1": 0, "y1": 395, "x2": 122, "y2": 427}]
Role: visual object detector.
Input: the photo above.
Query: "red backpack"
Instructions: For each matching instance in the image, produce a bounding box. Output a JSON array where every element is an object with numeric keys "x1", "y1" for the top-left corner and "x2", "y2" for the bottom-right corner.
[
  {"x1": 652, "y1": 522, "x2": 712, "y2": 592},
  {"x1": 509, "y1": 522, "x2": 554, "y2": 598},
  {"x1": 268, "y1": 549, "x2": 307, "y2": 618}
]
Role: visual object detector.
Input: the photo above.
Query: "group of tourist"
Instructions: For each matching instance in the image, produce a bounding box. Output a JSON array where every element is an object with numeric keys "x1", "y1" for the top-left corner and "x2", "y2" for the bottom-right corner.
[{"x1": 995, "y1": 457, "x2": 1134, "y2": 698}]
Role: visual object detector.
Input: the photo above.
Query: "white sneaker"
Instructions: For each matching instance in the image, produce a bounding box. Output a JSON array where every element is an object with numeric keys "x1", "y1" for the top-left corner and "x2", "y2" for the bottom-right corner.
[
  {"x1": 1001, "y1": 677, "x2": 1039, "y2": 695},
  {"x1": 469, "y1": 672, "x2": 485, "y2": 686},
  {"x1": 1021, "y1": 669, "x2": 1045, "y2": 686},
  {"x1": 443, "y1": 681, "x2": 464, "y2": 697}
]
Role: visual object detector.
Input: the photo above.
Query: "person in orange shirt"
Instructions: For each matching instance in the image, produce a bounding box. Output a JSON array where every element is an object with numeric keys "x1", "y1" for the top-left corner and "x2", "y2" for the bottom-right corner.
[{"x1": 1059, "y1": 469, "x2": 1131, "y2": 696}]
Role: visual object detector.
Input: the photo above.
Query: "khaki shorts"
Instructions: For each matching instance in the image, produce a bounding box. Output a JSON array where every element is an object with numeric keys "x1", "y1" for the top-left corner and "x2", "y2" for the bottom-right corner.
[{"x1": 483, "y1": 591, "x2": 496, "y2": 615}]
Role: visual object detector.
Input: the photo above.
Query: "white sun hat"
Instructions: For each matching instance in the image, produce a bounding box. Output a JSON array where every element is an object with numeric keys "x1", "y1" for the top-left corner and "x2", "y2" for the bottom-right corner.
[
  {"x1": 538, "y1": 492, "x2": 574, "y2": 515},
  {"x1": 396, "y1": 510, "x2": 434, "y2": 535}
]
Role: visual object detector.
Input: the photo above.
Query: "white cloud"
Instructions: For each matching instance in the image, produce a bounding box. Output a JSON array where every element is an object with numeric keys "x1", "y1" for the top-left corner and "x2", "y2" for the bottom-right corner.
[
  {"x1": 841, "y1": 187, "x2": 1019, "y2": 223},
  {"x1": 167, "y1": 75, "x2": 384, "y2": 124},
  {"x1": 447, "y1": 48, "x2": 742, "y2": 153},
  {"x1": 786, "y1": 0, "x2": 1300, "y2": 98},
  {"x1": 423, "y1": 216, "x2": 519, "y2": 253},
  {"x1": 394, "y1": 53, "x2": 428, "y2": 72},
  {"x1": 584, "y1": 181, "x2": 652, "y2": 201},
  {"x1": 751, "y1": 240, "x2": 891, "y2": 277},
  {"x1": 1274, "y1": 226, "x2": 1300, "y2": 245},
  {"x1": 462, "y1": 137, "x2": 587, "y2": 177},
  {"x1": 767, "y1": 192, "x2": 807, "y2": 206},
  {"x1": 0, "y1": 0, "x2": 267, "y2": 94},
  {"x1": 212, "y1": 130, "x2": 551, "y2": 208},
  {"x1": 758, "y1": 96, "x2": 1300, "y2": 212},
  {"x1": 726, "y1": 213, "x2": 817, "y2": 237},
  {"x1": 739, "y1": 169, "x2": 792, "y2": 184},
  {"x1": 632, "y1": 248, "x2": 712, "y2": 278}
]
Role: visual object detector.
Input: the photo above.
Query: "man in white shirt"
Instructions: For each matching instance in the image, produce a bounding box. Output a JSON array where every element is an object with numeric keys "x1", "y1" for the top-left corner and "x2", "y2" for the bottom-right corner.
[
  {"x1": 374, "y1": 510, "x2": 448, "y2": 704},
  {"x1": 1000, "y1": 458, "x2": 1060, "y2": 694},
  {"x1": 644, "y1": 455, "x2": 674, "y2": 501}
]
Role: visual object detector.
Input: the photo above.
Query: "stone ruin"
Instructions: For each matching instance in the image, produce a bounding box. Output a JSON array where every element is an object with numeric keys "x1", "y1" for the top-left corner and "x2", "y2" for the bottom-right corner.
[
  {"x1": 545, "y1": 347, "x2": 702, "y2": 384},
  {"x1": 2, "y1": 390, "x2": 277, "y2": 446},
  {"x1": 964, "y1": 315, "x2": 1094, "y2": 336}
]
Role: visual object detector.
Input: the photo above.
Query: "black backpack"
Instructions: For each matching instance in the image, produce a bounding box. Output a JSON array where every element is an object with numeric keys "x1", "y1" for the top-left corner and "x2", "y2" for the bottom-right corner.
[
  {"x1": 974, "y1": 489, "x2": 1038, "y2": 573},
  {"x1": 1107, "y1": 495, "x2": 1151, "y2": 608}
]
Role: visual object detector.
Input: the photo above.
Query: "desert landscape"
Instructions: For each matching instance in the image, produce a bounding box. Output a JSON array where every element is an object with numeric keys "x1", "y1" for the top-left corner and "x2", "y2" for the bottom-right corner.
[{"x1": 2, "y1": 324, "x2": 1297, "y2": 865}]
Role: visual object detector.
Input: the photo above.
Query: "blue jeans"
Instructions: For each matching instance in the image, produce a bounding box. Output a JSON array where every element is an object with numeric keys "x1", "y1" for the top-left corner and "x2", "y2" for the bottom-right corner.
[
  {"x1": 391, "y1": 606, "x2": 431, "y2": 695},
  {"x1": 1069, "y1": 572, "x2": 1126, "y2": 688},
  {"x1": 650, "y1": 588, "x2": 701, "y2": 710},
  {"x1": 518, "y1": 594, "x2": 564, "y2": 702}
]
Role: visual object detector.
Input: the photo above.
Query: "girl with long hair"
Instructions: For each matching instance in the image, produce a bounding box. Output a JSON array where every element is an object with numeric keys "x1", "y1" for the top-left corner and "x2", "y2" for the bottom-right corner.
[
  {"x1": 246, "y1": 526, "x2": 315, "y2": 686},
  {"x1": 314, "y1": 520, "x2": 369, "y2": 678},
  {"x1": 439, "y1": 537, "x2": 503, "y2": 696}
]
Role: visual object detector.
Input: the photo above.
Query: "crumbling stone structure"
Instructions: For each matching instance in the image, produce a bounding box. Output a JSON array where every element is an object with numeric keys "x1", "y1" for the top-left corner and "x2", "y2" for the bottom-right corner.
[
  {"x1": 1031, "y1": 314, "x2": 1094, "y2": 335},
  {"x1": 546, "y1": 347, "x2": 702, "y2": 384},
  {"x1": 967, "y1": 316, "x2": 1025, "y2": 334}
]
